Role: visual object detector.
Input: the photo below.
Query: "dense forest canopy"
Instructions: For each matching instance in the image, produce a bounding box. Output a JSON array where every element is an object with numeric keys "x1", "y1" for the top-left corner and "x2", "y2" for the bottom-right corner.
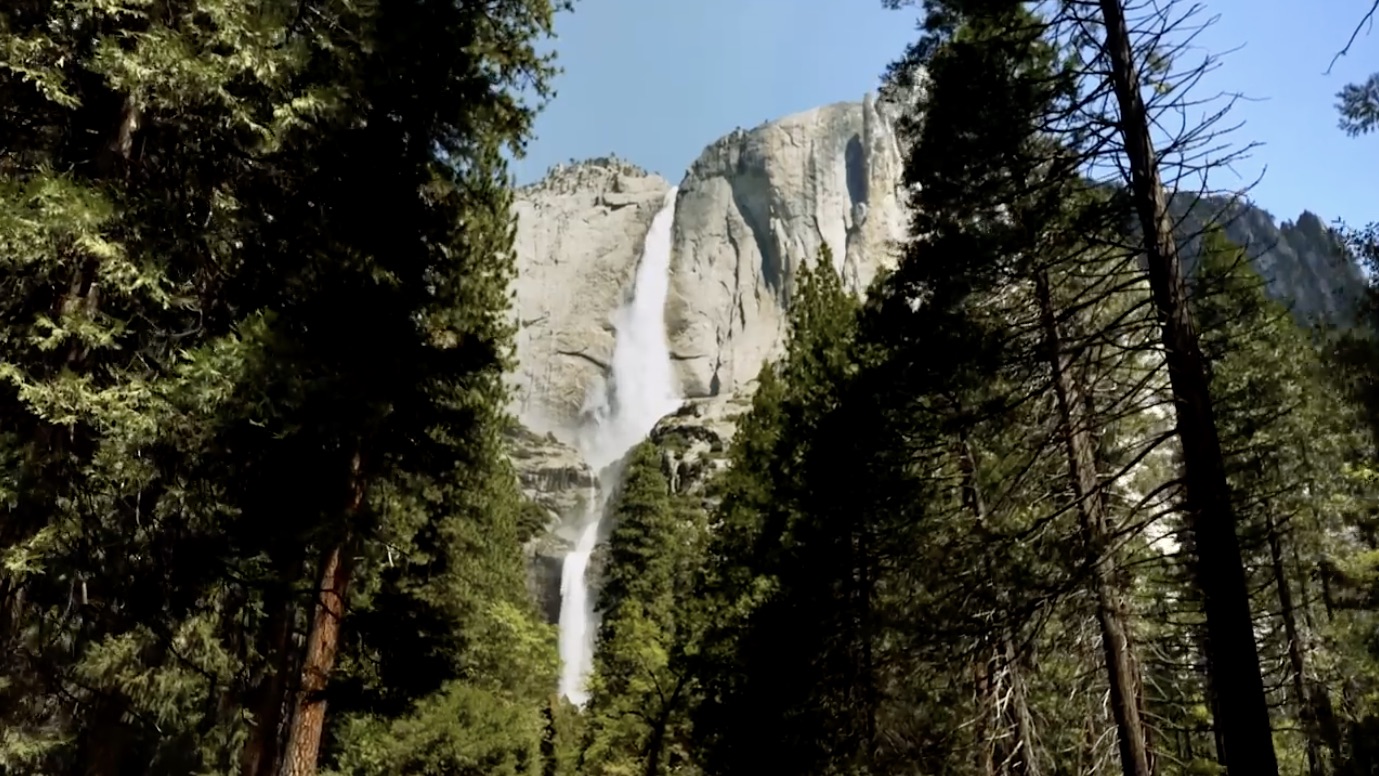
[{"x1": 0, "y1": 1, "x2": 1376, "y2": 775}]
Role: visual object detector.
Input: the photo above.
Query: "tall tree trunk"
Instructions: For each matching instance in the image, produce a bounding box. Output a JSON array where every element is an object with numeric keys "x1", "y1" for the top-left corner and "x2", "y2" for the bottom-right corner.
[
  {"x1": 1002, "y1": 634, "x2": 1041, "y2": 776},
  {"x1": 854, "y1": 520, "x2": 879, "y2": 763},
  {"x1": 957, "y1": 439, "x2": 1040, "y2": 776},
  {"x1": 974, "y1": 652, "x2": 998, "y2": 776},
  {"x1": 644, "y1": 715, "x2": 666, "y2": 776},
  {"x1": 83, "y1": 698, "x2": 132, "y2": 776},
  {"x1": 63, "y1": 94, "x2": 146, "y2": 776},
  {"x1": 1264, "y1": 511, "x2": 1324, "y2": 776},
  {"x1": 1034, "y1": 271, "x2": 1153, "y2": 776},
  {"x1": 1092, "y1": 2, "x2": 1279, "y2": 772},
  {"x1": 1293, "y1": 542, "x2": 1346, "y2": 769},
  {"x1": 541, "y1": 696, "x2": 559, "y2": 776},
  {"x1": 94, "y1": 95, "x2": 141, "y2": 179},
  {"x1": 240, "y1": 581, "x2": 298, "y2": 776},
  {"x1": 277, "y1": 450, "x2": 366, "y2": 776},
  {"x1": 277, "y1": 542, "x2": 354, "y2": 776},
  {"x1": 644, "y1": 677, "x2": 687, "y2": 776}
]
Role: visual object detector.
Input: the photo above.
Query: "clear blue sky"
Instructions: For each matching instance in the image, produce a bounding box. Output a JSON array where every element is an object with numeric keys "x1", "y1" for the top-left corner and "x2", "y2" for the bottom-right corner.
[{"x1": 515, "y1": 0, "x2": 1379, "y2": 227}]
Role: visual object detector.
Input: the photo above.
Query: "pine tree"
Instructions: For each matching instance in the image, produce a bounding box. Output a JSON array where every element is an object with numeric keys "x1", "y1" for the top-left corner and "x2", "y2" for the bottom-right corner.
[
  {"x1": 0, "y1": 3, "x2": 334, "y2": 769},
  {"x1": 1333, "y1": 0, "x2": 1378, "y2": 140},
  {"x1": 1084, "y1": 2, "x2": 1279, "y2": 769},
  {"x1": 1188, "y1": 224, "x2": 1379, "y2": 776},
  {"x1": 0, "y1": 1, "x2": 565, "y2": 773},
  {"x1": 879, "y1": 5, "x2": 1173, "y2": 773},
  {"x1": 692, "y1": 246, "x2": 874, "y2": 776},
  {"x1": 1282, "y1": 219, "x2": 1379, "y2": 775},
  {"x1": 582, "y1": 441, "x2": 705, "y2": 776}
]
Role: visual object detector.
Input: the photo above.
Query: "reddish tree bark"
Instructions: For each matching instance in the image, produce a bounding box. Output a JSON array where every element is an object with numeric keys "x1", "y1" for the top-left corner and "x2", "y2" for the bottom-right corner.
[
  {"x1": 240, "y1": 583, "x2": 297, "y2": 776},
  {"x1": 276, "y1": 450, "x2": 366, "y2": 776}
]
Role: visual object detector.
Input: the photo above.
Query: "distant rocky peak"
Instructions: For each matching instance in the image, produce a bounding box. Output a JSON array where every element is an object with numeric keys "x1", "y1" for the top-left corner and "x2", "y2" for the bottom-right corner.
[
  {"x1": 521, "y1": 155, "x2": 657, "y2": 198},
  {"x1": 1174, "y1": 195, "x2": 1365, "y2": 325},
  {"x1": 1292, "y1": 209, "x2": 1326, "y2": 234}
]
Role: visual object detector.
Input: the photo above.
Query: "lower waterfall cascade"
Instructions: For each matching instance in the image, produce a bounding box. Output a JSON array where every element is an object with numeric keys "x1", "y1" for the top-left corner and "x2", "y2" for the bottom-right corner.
[{"x1": 557, "y1": 186, "x2": 682, "y2": 706}]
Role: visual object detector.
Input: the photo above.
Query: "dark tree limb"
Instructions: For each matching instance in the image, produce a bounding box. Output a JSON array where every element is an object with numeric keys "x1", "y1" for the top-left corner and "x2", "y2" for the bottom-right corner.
[{"x1": 1327, "y1": 0, "x2": 1379, "y2": 74}]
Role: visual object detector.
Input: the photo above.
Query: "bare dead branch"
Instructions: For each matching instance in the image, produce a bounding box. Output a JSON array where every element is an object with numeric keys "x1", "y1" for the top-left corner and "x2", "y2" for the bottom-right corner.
[{"x1": 1328, "y1": 0, "x2": 1379, "y2": 74}]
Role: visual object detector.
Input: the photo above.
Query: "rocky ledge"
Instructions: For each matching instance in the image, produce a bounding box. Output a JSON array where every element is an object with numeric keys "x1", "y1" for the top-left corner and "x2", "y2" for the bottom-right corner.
[{"x1": 506, "y1": 424, "x2": 596, "y2": 623}]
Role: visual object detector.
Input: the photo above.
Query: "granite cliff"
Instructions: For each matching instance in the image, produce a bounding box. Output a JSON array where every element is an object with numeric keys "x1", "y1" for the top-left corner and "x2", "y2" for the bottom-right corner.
[
  {"x1": 1173, "y1": 198, "x2": 1365, "y2": 324},
  {"x1": 506, "y1": 92, "x2": 1367, "y2": 621},
  {"x1": 509, "y1": 95, "x2": 906, "y2": 437}
]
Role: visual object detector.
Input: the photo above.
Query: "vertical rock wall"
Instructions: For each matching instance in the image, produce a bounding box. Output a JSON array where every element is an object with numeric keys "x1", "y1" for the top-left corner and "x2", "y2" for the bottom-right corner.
[{"x1": 664, "y1": 97, "x2": 907, "y2": 400}]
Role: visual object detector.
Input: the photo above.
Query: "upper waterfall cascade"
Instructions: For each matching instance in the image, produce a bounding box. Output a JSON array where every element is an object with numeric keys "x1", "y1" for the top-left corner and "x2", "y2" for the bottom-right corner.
[{"x1": 557, "y1": 187, "x2": 682, "y2": 706}]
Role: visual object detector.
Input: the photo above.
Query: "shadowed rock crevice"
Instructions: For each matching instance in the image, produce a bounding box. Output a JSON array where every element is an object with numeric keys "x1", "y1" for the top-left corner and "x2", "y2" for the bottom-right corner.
[
  {"x1": 555, "y1": 349, "x2": 610, "y2": 372},
  {"x1": 727, "y1": 151, "x2": 782, "y2": 298},
  {"x1": 845, "y1": 133, "x2": 868, "y2": 207}
]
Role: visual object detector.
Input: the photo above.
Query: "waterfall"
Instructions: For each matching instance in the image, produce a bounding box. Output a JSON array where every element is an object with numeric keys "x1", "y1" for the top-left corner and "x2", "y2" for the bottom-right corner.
[
  {"x1": 557, "y1": 187, "x2": 682, "y2": 706},
  {"x1": 556, "y1": 486, "x2": 601, "y2": 705}
]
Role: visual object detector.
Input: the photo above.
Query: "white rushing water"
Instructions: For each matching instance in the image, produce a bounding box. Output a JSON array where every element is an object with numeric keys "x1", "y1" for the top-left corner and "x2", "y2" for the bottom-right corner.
[{"x1": 557, "y1": 187, "x2": 682, "y2": 706}]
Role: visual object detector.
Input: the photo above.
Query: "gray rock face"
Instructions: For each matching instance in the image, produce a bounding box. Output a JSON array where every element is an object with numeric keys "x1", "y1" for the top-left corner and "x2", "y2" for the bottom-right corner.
[
  {"x1": 509, "y1": 158, "x2": 674, "y2": 435},
  {"x1": 1224, "y1": 208, "x2": 1365, "y2": 324},
  {"x1": 1172, "y1": 196, "x2": 1366, "y2": 325},
  {"x1": 650, "y1": 397, "x2": 751, "y2": 502},
  {"x1": 509, "y1": 97, "x2": 907, "y2": 436},
  {"x1": 510, "y1": 102, "x2": 1366, "y2": 440},
  {"x1": 505, "y1": 425, "x2": 596, "y2": 623},
  {"x1": 666, "y1": 96, "x2": 908, "y2": 401}
]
